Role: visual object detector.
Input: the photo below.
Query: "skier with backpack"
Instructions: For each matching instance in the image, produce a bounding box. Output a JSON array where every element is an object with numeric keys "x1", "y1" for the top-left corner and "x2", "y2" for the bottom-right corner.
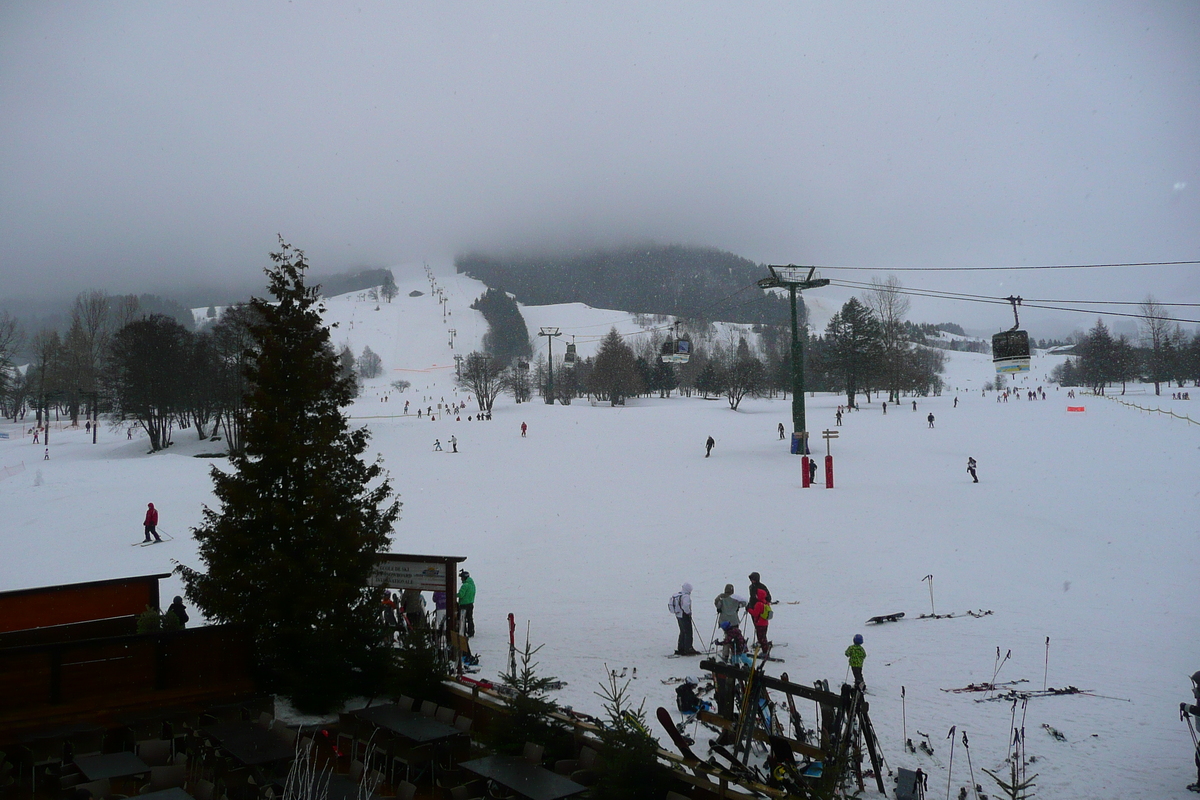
[
  {"x1": 669, "y1": 583, "x2": 699, "y2": 655},
  {"x1": 748, "y1": 588, "x2": 773, "y2": 656}
]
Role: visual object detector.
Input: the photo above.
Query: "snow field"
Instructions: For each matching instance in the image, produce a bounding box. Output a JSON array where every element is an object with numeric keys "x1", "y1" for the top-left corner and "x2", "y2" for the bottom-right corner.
[{"x1": 1, "y1": 263, "x2": 1197, "y2": 798}]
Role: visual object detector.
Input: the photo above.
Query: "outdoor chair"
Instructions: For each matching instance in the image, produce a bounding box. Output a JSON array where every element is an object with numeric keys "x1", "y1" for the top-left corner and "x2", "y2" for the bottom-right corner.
[
  {"x1": 270, "y1": 722, "x2": 298, "y2": 749},
  {"x1": 396, "y1": 780, "x2": 417, "y2": 800},
  {"x1": 193, "y1": 778, "x2": 217, "y2": 800},
  {"x1": 521, "y1": 742, "x2": 544, "y2": 766},
  {"x1": 68, "y1": 730, "x2": 105, "y2": 760},
  {"x1": 16, "y1": 737, "x2": 66, "y2": 793},
  {"x1": 335, "y1": 717, "x2": 361, "y2": 766},
  {"x1": 419, "y1": 701, "x2": 438, "y2": 719},
  {"x1": 434, "y1": 707, "x2": 456, "y2": 726},
  {"x1": 390, "y1": 744, "x2": 432, "y2": 785},
  {"x1": 395, "y1": 696, "x2": 415, "y2": 712},
  {"x1": 136, "y1": 739, "x2": 173, "y2": 767}
]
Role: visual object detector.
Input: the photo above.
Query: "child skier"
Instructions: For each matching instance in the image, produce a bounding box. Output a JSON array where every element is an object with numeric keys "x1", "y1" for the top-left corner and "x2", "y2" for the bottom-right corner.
[
  {"x1": 676, "y1": 676, "x2": 712, "y2": 715},
  {"x1": 719, "y1": 620, "x2": 752, "y2": 667},
  {"x1": 846, "y1": 634, "x2": 867, "y2": 690}
]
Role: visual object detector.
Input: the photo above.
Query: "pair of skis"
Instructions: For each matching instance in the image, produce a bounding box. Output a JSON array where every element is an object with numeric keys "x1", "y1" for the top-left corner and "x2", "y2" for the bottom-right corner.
[{"x1": 132, "y1": 532, "x2": 175, "y2": 546}]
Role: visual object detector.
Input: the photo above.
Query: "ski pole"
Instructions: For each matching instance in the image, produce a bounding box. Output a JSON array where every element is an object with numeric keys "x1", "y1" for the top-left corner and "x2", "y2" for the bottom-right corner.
[
  {"x1": 962, "y1": 730, "x2": 979, "y2": 800},
  {"x1": 902, "y1": 686, "x2": 907, "y2": 746},
  {"x1": 945, "y1": 725, "x2": 956, "y2": 800},
  {"x1": 989, "y1": 648, "x2": 1010, "y2": 692},
  {"x1": 1043, "y1": 637, "x2": 1050, "y2": 691},
  {"x1": 922, "y1": 574, "x2": 935, "y2": 616},
  {"x1": 708, "y1": 615, "x2": 720, "y2": 650},
  {"x1": 692, "y1": 617, "x2": 710, "y2": 653}
]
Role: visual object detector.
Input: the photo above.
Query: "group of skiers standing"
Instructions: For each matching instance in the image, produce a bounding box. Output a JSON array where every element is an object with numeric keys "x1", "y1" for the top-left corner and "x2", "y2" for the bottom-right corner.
[
  {"x1": 670, "y1": 572, "x2": 775, "y2": 658},
  {"x1": 379, "y1": 569, "x2": 477, "y2": 640},
  {"x1": 670, "y1": 572, "x2": 869, "y2": 692}
]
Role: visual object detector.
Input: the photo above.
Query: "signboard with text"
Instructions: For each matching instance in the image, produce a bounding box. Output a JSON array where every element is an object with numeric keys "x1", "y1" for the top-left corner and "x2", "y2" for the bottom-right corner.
[{"x1": 368, "y1": 560, "x2": 449, "y2": 591}]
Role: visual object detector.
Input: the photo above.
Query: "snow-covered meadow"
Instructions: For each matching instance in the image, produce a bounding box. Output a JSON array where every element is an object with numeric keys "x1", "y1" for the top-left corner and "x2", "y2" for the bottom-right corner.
[{"x1": 2, "y1": 265, "x2": 1198, "y2": 799}]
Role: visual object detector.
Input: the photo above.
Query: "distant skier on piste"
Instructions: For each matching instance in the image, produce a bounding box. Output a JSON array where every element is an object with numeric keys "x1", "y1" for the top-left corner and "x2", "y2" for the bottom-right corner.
[
  {"x1": 142, "y1": 502, "x2": 162, "y2": 543},
  {"x1": 927, "y1": 413, "x2": 935, "y2": 428},
  {"x1": 705, "y1": 436, "x2": 715, "y2": 458},
  {"x1": 778, "y1": 422, "x2": 785, "y2": 440},
  {"x1": 967, "y1": 456, "x2": 978, "y2": 483}
]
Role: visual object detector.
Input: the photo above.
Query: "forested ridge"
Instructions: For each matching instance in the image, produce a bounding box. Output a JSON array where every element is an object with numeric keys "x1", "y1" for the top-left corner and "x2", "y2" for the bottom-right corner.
[{"x1": 456, "y1": 244, "x2": 795, "y2": 326}]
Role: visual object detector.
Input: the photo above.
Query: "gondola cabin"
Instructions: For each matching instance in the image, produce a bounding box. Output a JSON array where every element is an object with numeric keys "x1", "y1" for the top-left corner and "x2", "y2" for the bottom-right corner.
[
  {"x1": 660, "y1": 336, "x2": 692, "y2": 364},
  {"x1": 992, "y1": 329, "x2": 1031, "y2": 374},
  {"x1": 563, "y1": 343, "x2": 578, "y2": 367}
]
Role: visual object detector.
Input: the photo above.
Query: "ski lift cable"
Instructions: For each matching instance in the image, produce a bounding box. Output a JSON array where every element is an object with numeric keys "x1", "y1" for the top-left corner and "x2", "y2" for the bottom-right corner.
[
  {"x1": 815, "y1": 259, "x2": 1200, "y2": 272},
  {"x1": 825, "y1": 280, "x2": 1200, "y2": 325},
  {"x1": 828, "y1": 277, "x2": 1200, "y2": 308}
]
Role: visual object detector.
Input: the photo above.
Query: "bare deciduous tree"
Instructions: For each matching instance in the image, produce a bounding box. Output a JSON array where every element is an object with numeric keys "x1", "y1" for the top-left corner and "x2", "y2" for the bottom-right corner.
[
  {"x1": 1138, "y1": 296, "x2": 1172, "y2": 396},
  {"x1": 863, "y1": 276, "x2": 911, "y2": 404}
]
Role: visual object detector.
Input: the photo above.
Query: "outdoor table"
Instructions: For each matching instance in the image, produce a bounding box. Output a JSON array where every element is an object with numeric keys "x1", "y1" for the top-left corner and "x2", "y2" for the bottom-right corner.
[
  {"x1": 137, "y1": 789, "x2": 195, "y2": 800},
  {"x1": 74, "y1": 752, "x2": 150, "y2": 782},
  {"x1": 203, "y1": 721, "x2": 295, "y2": 767},
  {"x1": 459, "y1": 756, "x2": 586, "y2": 800},
  {"x1": 350, "y1": 704, "x2": 460, "y2": 744}
]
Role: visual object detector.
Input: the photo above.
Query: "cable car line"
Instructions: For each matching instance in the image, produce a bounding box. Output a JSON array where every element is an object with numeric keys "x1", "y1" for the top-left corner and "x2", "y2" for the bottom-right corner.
[
  {"x1": 826, "y1": 276, "x2": 1200, "y2": 308},
  {"x1": 812, "y1": 259, "x2": 1200, "y2": 272},
  {"x1": 824, "y1": 280, "x2": 1199, "y2": 324}
]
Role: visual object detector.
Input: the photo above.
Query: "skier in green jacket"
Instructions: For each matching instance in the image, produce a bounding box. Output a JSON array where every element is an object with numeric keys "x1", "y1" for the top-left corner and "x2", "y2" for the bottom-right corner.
[
  {"x1": 458, "y1": 569, "x2": 476, "y2": 638},
  {"x1": 845, "y1": 634, "x2": 867, "y2": 690}
]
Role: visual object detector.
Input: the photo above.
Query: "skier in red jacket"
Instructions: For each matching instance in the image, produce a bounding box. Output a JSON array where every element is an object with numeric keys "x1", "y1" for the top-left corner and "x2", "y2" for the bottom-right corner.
[
  {"x1": 748, "y1": 588, "x2": 772, "y2": 656},
  {"x1": 143, "y1": 503, "x2": 162, "y2": 543}
]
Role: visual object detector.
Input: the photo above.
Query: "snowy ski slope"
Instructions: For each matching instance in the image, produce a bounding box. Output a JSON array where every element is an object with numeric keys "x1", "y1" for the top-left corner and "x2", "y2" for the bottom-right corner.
[{"x1": 2, "y1": 261, "x2": 1198, "y2": 798}]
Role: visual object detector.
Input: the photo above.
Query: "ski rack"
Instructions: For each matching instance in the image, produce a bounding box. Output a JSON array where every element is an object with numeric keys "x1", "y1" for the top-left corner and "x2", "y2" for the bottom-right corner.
[{"x1": 699, "y1": 658, "x2": 886, "y2": 796}]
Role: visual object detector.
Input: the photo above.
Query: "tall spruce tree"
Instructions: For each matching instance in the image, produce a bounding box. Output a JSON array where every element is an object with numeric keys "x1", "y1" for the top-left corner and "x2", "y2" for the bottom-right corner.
[{"x1": 178, "y1": 239, "x2": 401, "y2": 713}]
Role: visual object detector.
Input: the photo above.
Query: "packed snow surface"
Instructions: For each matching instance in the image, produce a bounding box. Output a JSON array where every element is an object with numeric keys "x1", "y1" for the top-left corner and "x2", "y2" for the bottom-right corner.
[{"x1": 2, "y1": 264, "x2": 1198, "y2": 799}]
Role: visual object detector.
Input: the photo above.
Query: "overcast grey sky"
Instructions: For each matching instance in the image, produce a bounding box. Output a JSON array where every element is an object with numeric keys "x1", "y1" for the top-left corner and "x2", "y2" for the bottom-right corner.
[{"x1": 2, "y1": 2, "x2": 1197, "y2": 333}]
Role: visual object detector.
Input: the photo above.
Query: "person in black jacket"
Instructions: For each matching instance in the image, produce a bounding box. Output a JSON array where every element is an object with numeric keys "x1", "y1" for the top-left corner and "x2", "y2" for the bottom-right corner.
[
  {"x1": 748, "y1": 572, "x2": 772, "y2": 604},
  {"x1": 167, "y1": 596, "x2": 189, "y2": 628}
]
